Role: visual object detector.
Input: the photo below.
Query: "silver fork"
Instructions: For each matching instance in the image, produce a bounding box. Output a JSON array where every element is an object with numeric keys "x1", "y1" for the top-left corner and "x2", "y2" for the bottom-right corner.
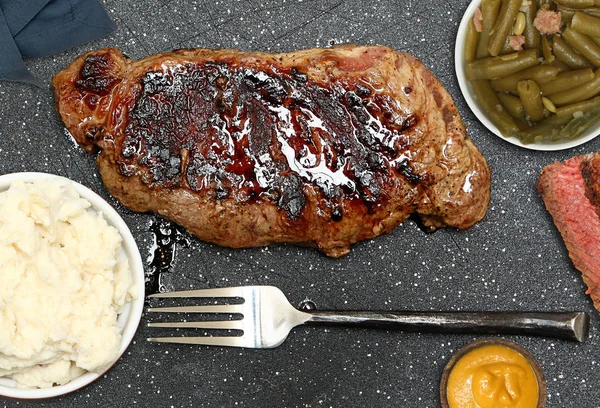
[{"x1": 147, "y1": 285, "x2": 590, "y2": 348}]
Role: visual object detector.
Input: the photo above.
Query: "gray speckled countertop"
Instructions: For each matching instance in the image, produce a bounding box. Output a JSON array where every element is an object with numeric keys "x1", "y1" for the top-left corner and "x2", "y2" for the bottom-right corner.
[{"x1": 1, "y1": 0, "x2": 599, "y2": 407}]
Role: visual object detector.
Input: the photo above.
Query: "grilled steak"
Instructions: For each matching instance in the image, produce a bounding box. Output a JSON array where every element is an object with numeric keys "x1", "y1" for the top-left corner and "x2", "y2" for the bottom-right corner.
[
  {"x1": 52, "y1": 45, "x2": 490, "y2": 257},
  {"x1": 537, "y1": 154, "x2": 600, "y2": 311}
]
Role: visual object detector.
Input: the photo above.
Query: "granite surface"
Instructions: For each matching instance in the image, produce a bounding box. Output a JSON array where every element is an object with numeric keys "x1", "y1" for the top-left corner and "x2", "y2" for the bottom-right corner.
[{"x1": 1, "y1": 0, "x2": 599, "y2": 407}]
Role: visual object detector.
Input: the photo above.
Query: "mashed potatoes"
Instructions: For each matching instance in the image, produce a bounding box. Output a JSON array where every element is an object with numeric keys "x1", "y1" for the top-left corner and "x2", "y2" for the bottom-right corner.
[{"x1": 0, "y1": 178, "x2": 135, "y2": 388}]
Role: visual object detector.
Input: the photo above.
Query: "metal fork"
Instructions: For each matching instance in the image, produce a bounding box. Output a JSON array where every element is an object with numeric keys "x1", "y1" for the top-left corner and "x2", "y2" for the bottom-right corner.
[{"x1": 147, "y1": 285, "x2": 590, "y2": 348}]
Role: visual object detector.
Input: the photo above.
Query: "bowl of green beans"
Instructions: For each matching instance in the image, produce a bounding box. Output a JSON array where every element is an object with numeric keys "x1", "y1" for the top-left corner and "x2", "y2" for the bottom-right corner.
[{"x1": 456, "y1": 0, "x2": 600, "y2": 150}]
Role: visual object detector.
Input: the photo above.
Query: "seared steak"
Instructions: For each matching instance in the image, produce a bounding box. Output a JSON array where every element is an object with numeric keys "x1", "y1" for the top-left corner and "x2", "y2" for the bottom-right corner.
[
  {"x1": 538, "y1": 154, "x2": 600, "y2": 311},
  {"x1": 52, "y1": 45, "x2": 490, "y2": 257}
]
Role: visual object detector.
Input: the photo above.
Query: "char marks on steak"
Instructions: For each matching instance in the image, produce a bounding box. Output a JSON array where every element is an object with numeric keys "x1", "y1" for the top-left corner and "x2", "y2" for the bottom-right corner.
[
  {"x1": 52, "y1": 45, "x2": 490, "y2": 257},
  {"x1": 537, "y1": 154, "x2": 600, "y2": 311}
]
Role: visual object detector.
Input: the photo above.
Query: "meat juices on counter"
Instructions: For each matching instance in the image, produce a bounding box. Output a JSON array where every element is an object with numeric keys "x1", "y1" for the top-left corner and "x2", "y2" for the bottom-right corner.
[
  {"x1": 538, "y1": 154, "x2": 600, "y2": 311},
  {"x1": 52, "y1": 45, "x2": 490, "y2": 257}
]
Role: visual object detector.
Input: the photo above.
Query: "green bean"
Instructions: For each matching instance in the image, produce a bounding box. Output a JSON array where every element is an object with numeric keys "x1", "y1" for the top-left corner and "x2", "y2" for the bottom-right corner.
[
  {"x1": 500, "y1": 39, "x2": 515, "y2": 55},
  {"x1": 497, "y1": 92, "x2": 524, "y2": 118},
  {"x1": 465, "y1": 18, "x2": 479, "y2": 62},
  {"x1": 584, "y1": 6, "x2": 600, "y2": 16},
  {"x1": 549, "y1": 68, "x2": 600, "y2": 105},
  {"x1": 555, "y1": 0, "x2": 595, "y2": 7},
  {"x1": 490, "y1": 65, "x2": 561, "y2": 92},
  {"x1": 559, "y1": 6, "x2": 600, "y2": 19},
  {"x1": 571, "y1": 12, "x2": 600, "y2": 37},
  {"x1": 562, "y1": 27, "x2": 600, "y2": 67},
  {"x1": 542, "y1": 36, "x2": 554, "y2": 62},
  {"x1": 561, "y1": 7, "x2": 600, "y2": 18},
  {"x1": 488, "y1": 0, "x2": 521, "y2": 56},
  {"x1": 540, "y1": 68, "x2": 595, "y2": 94},
  {"x1": 514, "y1": 118, "x2": 531, "y2": 130},
  {"x1": 517, "y1": 114, "x2": 572, "y2": 143},
  {"x1": 523, "y1": 1, "x2": 540, "y2": 50},
  {"x1": 550, "y1": 58, "x2": 572, "y2": 71},
  {"x1": 592, "y1": 36, "x2": 600, "y2": 47},
  {"x1": 559, "y1": 6, "x2": 577, "y2": 23},
  {"x1": 555, "y1": 95, "x2": 600, "y2": 117},
  {"x1": 466, "y1": 49, "x2": 539, "y2": 80},
  {"x1": 471, "y1": 80, "x2": 519, "y2": 136},
  {"x1": 518, "y1": 80, "x2": 545, "y2": 122},
  {"x1": 553, "y1": 35, "x2": 594, "y2": 68},
  {"x1": 477, "y1": 0, "x2": 502, "y2": 58},
  {"x1": 556, "y1": 109, "x2": 600, "y2": 140}
]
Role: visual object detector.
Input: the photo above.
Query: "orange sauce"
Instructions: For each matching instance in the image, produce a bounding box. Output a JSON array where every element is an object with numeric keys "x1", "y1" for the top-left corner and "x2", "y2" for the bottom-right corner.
[{"x1": 446, "y1": 344, "x2": 539, "y2": 408}]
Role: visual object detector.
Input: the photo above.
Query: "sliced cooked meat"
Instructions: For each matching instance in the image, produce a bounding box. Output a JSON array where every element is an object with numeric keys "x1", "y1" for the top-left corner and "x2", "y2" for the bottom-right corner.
[
  {"x1": 52, "y1": 45, "x2": 491, "y2": 257},
  {"x1": 537, "y1": 154, "x2": 600, "y2": 310}
]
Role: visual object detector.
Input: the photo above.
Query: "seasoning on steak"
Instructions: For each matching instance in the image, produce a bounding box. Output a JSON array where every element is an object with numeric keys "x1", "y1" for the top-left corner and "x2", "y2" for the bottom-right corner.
[
  {"x1": 52, "y1": 45, "x2": 491, "y2": 257},
  {"x1": 537, "y1": 154, "x2": 600, "y2": 311}
]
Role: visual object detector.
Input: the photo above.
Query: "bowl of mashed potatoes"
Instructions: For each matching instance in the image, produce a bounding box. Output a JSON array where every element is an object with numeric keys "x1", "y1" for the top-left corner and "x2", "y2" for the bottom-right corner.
[{"x1": 0, "y1": 173, "x2": 144, "y2": 399}]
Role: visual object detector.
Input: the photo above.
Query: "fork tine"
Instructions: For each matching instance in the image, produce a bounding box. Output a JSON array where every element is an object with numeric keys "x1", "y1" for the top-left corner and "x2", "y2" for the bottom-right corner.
[
  {"x1": 147, "y1": 304, "x2": 244, "y2": 313},
  {"x1": 148, "y1": 336, "x2": 249, "y2": 348},
  {"x1": 148, "y1": 321, "x2": 243, "y2": 330},
  {"x1": 147, "y1": 287, "x2": 245, "y2": 298}
]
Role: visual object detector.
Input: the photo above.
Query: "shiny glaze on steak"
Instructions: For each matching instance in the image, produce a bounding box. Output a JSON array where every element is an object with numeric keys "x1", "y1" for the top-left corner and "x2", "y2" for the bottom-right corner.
[{"x1": 53, "y1": 45, "x2": 490, "y2": 257}]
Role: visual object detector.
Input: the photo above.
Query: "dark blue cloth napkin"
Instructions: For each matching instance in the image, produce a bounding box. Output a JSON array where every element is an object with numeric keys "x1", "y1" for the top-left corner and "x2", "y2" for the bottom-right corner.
[{"x1": 0, "y1": 0, "x2": 115, "y2": 85}]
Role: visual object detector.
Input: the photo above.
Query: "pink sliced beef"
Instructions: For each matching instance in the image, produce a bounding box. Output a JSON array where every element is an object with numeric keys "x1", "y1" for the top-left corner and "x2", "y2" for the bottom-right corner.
[{"x1": 537, "y1": 153, "x2": 600, "y2": 311}]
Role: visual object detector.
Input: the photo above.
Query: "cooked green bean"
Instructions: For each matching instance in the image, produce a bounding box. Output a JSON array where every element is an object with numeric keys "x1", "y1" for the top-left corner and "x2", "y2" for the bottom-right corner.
[
  {"x1": 556, "y1": 109, "x2": 600, "y2": 140},
  {"x1": 517, "y1": 114, "x2": 572, "y2": 143},
  {"x1": 500, "y1": 39, "x2": 515, "y2": 55},
  {"x1": 542, "y1": 36, "x2": 554, "y2": 62},
  {"x1": 553, "y1": 35, "x2": 594, "y2": 68},
  {"x1": 592, "y1": 36, "x2": 600, "y2": 47},
  {"x1": 549, "y1": 68, "x2": 600, "y2": 105},
  {"x1": 555, "y1": 0, "x2": 595, "y2": 7},
  {"x1": 562, "y1": 27, "x2": 600, "y2": 67},
  {"x1": 518, "y1": 80, "x2": 545, "y2": 122},
  {"x1": 488, "y1": 0, "x2": 521, "y2": 56},
  {"x1": 550, "y1": 58, "x2": 572, "y2": 71},
  {"x1": 558, "y1": 6, "x2": 577, "y2": 22},
  {"x1": 497, "y1": 92, "x2": 524, "y2": 118},
  {"x1": 560, "y1": 6, "x2": 600, "y2": 19},
  {"x1": 555, "y1": 95, "x2": 600, "y2": 117},
  {"x1": 490, "y1": 65, "x2": 561, "y2": 92},
  {"x1": 523, "y1": 1, "x2": 540, "y2": 49},
  {"x1": 571, "y1": 12, "x2": 600, "y2": 37},
  {"x1": 584, "y1": 6, "x2": 600, "y2": 15},
  {"x1": 465, "y1": 18, "x2": 479, "y2": 62},
  {"x1": 540, "y1": 68, "x2": 595, "y2": 94},
  {"x1": 466, "y1": 49, "x2": 539, "y2": 80},
  {"x1": 471, "y1": 80, "x2": 519, "y2": 136},
  {"x1": 562, "y1": 7, "x2": 600, "y2": 18},
  {"x1": 477, "y1": 0, "x2": 502, "y2": 58}
]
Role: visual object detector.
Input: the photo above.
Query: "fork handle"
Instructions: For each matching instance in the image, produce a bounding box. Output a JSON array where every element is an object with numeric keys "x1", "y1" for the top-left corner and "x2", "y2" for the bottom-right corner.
[{"x1": 303, "y1": 311, "x2": 590, "y2": 342}]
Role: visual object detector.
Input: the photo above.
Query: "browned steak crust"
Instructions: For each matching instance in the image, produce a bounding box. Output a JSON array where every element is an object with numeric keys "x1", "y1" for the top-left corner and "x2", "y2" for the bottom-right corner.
[{"x1": 52, "y1": 45, "x2": 490, "y2": 257}]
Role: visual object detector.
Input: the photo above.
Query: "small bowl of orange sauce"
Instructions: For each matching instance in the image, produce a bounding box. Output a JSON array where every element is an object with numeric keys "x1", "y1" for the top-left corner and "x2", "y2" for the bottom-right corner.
[{"x1": 440, "y1": 338, "x2": 546, "y2": 408}]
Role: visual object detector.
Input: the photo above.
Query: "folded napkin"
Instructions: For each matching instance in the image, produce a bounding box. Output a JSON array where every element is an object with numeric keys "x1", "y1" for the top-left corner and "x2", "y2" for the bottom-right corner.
[{"x1": 0, "y1": 0, "x2": 115, "y2": 85}]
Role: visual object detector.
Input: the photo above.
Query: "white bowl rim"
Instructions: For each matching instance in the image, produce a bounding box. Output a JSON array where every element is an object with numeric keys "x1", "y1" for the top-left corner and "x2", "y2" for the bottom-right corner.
[
  {"x1": 0, "y1": 172, "x2": 145, "y2": 399},
  {"x1": 455, "y1": 0, "x2": 600, "y2": 151}
]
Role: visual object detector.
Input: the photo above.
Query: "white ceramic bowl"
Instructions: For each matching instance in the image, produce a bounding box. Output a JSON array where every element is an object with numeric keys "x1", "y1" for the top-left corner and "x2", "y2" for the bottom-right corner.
[
  {"x1": 455, "y1": 0, "x2": 600, "y2": 151},
  {"x1": 0, "y1": 172, "x2": 145, "y2": 399}
]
